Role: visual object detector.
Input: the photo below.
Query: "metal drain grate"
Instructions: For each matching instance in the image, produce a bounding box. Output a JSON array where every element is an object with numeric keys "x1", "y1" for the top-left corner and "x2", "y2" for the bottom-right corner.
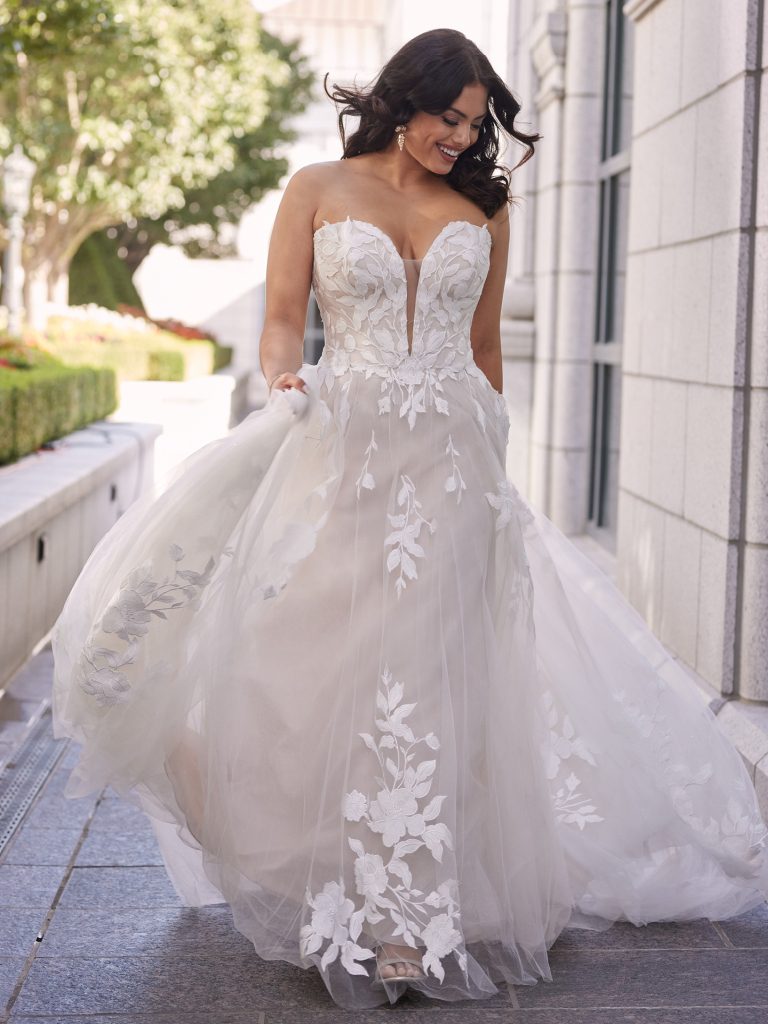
[{"x1": 0, "y1": 708, "x2": 69, "y2": 856}]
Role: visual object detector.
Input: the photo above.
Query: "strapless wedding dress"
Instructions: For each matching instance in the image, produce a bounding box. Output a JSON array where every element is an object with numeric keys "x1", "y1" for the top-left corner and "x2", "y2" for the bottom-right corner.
[{"x1": 51, "y1": 217, "x2": 768, "y2": 1009}]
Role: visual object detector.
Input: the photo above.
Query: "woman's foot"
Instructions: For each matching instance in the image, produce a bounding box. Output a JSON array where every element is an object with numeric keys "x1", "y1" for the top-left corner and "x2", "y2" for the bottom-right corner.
[{"x1": 376, "y1": 942, "x2": 424, "y2": 980}]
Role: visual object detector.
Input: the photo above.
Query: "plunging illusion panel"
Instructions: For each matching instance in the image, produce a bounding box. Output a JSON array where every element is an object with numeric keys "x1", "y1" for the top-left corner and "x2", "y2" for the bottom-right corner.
[{"x1": 313, "y1": 217, "x2": 490, "y2": 358}]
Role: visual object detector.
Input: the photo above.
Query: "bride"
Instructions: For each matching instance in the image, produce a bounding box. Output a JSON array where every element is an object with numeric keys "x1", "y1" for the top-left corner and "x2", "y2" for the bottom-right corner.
[{"x1": 51, "y1": 28, "x2": 768, "y2": 1009}]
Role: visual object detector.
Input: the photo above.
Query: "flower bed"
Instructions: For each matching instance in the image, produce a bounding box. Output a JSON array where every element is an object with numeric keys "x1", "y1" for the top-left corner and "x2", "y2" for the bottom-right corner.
[{"x1": 40, "y1": 305, "x2": 231, "y2": 381}]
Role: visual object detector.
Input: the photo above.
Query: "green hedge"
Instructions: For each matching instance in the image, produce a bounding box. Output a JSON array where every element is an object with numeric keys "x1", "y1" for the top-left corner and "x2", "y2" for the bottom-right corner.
[{"x1": 0, "y1": 363, "x2": 117, "y2": 466}]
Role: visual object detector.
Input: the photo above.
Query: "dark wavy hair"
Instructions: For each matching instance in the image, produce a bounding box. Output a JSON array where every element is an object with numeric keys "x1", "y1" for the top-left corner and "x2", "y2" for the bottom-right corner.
[{"x1": 324, "y1": 28, "x2": 540, "y2": 218}]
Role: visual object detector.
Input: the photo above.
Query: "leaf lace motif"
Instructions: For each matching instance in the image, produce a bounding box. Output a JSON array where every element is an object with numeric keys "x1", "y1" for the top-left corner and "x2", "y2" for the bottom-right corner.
[
  {"x1": 78, "y1": 544, "x2": 222, "y2": 706},
  {"x1": 384, "y1": 475, "x2": 436, "y2": 598}
]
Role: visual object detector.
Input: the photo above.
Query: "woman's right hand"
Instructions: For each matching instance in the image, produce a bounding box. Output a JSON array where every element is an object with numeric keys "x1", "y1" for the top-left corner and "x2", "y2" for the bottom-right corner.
[{"x1": 269, "y1": 371, "x2": 307, "y2": 393}]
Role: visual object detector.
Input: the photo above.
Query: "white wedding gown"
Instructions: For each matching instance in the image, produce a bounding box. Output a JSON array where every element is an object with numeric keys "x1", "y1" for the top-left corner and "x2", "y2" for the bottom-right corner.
[{"x1": 52, "y1": 217, "x2": 768, "y2": 1008}]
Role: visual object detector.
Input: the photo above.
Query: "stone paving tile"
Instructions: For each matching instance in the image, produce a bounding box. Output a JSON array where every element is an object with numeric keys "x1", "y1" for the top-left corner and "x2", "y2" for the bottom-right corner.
[
  {"x1": 74, "y1": 828, "x2": 163, "y2": 867},
  {"x1": 0, "y1": 956, "x2": 27, "y2": 1008},
  {"x1": 0, "y1": 909, "x2": 48, "y2": 956},
  {"x1": 38, "y1": 906, "x2": 252, "y2": 958},
  {"x1": 513, "y1": 948, "x2": 768, "y2": 1008},
  {"x1": 88, "y1": 798, "x2": 154, "y2": 833},
  {"x1": 0, "y1": 866, "x2": 65, "y2": 908},
  {"x1": 8, "y1": 1007, "x2": 767, "y2": 1024},
  {"x1": 2, "y1": 828, "x2": 82, "y2": 867},
  {"x1": 716, "y1": 902, "x2": 768, "y2": 948},
  {"x1": 13, "y1": 954, "x2": 329, "y2": 1014},
  {"x1": 58, "y1": 866, "x2": 181, "y2": 909},
  {"x1": 5, "y1": 649, "x2": 54, "y2": 702},
  {"x1": 551, "y1": 919, "x2": 724, "y2": 950},
  {"x1": 270, "y1": 1013, "x2": 768, "y2": 1024},
  {"x1": 22, "y1": 793, "x2": 95, "y2": 831}
]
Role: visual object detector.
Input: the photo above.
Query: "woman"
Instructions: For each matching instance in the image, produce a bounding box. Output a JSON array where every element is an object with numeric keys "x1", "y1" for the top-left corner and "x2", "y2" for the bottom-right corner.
[{"x1": 52, "y1": 28, "x2": 768, "y2": 1010}]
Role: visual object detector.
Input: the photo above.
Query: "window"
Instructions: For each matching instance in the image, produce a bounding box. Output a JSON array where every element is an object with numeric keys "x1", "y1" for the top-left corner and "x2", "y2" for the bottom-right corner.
[{"x1": 587, "y1": 0, "x2": 634, "y2": 546}]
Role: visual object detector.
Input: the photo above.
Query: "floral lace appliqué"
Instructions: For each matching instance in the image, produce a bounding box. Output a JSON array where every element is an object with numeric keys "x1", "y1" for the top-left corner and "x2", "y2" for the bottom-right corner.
[
  {"x1": 300, "y1": 667, "x2": 465, "y2": 983},
  {"x1": 79, "y1": 545, "x2": 221, "y2": 706}
]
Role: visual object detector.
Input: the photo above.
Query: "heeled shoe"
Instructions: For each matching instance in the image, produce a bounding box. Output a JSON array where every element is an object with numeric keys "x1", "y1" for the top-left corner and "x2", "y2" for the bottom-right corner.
[{"x1": 373, "y1": 947, "x2": 425, "y2": 996}]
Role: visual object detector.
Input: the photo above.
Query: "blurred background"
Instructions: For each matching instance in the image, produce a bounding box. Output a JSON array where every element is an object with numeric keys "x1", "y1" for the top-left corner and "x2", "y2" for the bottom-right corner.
[{"x1": 1, "y1": 0, "x2": 767, "y2": 776}]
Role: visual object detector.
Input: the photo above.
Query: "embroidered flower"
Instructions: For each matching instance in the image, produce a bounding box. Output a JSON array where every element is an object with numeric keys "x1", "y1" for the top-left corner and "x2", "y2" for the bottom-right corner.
[
  {"x1": 353, "y1": 853, "x2": 389, "y2": 898},
  {"x1": 343, "y1": 790, "x2": 368, "y2": 822},
  {"x1": 303, "y1": 667, "x2": 465, "y2": 982},
  {"x1": 485, "y1": 479, "x2": 534, "y2": 530}
]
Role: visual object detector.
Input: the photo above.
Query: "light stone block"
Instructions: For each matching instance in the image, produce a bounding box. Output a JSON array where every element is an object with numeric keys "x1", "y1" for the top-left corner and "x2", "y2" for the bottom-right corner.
[
  {"x1": 751, "y1": 229, "x2": 768, "y2": 388},
  {"x1": 535, "y1": 102, "x2": 565, "y2": 194},
  {"x1": 551, "y1": 359, "x2": 593, "y2": 450},
  {"x1": 534, "y1": 190, "x2": 559, "y2": 278},
  {"x1": 740, "y1": 544, "x2": 768, "y2": 700},
  {"x1": 615, "y1": 487, "x2": 636, "y2": 600},
  {"x1": 683, "y1": 383, "x2": 740, "y2": 539},
  {"x1": 561, "y1": 95, "x2": 602, "y2": 184},
  {"x1": 627, "y1": 129, "x2": 662, "y2": 253},
  {"x1": 503, "y1": 356, "x2": 533, "y2": 492},
  {"x1": 617, "y1": 372, "x2": 653, "y2": 498},
  {"x1": 695, "y1": 531, "x2": 737, "y2": 695},
  {"x1": 638, "y1": 246, "x2": 676, "y2": 377},
  {"x1": 745, "y1": 387, "x2": 768, "y2": 545},
  {"x1": 530, "y1": 359, "x2": 555, "y2": 448},
  {"x1": 548, "y1": 446, "x2": 591, "y2": 534},
  {"x1": 621, "y1": 252, "x2": 644, "y2": 375},
  {"x1": 660, "y1": 512, "x2": 702, "y2": 667},
  {"x1": 760, "y1": 72, "x2": 768, "y2": 228},
  {"x1": 707, "y1": 230, "x2": 746, "y2": 387},
  {"x1": 668, "y1": 238, "x2": 711, "y2": 384},
  {"x1": 715, "y1": 700, "x2": 768, "y2": 780},
  {"x1": 619, "y1": 491, "x2": 666, "y2": 636},
  {"x1": 693, "y1": 78, "x2": 749, "y2": 237},
  {"x1": 649, "y1": 378, "x2": 687, "y2": 515},
  {"x1": 631, "y1": 0, "x2": 684, "y2": 135},
  {"x1": 680, "y1": 0, "x2": 749, "y2": 106},
  {"x1": 555, "y1": 270, "x2": 596, "y2": 360},
  {"x1": 564, "y1": 2, "x2": 605, "y2": 97},
  {"x1": 658, "y1": 107, "x2": 697, "y2": 246},
  {"x1": 558, "y1": 182, "x2": 599, "y2": 274}
]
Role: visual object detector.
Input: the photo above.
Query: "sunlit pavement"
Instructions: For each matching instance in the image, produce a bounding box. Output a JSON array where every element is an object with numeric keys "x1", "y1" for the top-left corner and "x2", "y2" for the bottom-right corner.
[{"x1": 1, "y1": 647, "x2": 767, "y2": 1024}]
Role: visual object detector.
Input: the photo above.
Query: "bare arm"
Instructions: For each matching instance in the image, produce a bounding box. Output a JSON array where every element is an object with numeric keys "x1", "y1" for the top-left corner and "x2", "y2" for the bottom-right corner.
[
  {"x1": 469, "y1": 205, "x2": 510, "y2": 394},
  {"x1": 259, "y1": 166, "x2": 319, "y2": 392}
]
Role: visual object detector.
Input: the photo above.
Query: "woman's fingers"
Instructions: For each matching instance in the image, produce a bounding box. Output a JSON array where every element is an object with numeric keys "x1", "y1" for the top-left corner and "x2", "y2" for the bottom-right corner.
[{"x1": 270, "y1": 373, "x2": 307, "y2": 392}]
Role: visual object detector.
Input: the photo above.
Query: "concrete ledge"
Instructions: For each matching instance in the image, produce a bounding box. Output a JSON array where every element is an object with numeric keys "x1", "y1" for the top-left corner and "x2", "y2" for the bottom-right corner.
[
  {"x1": 0, "y1": 421, "x2": 160, "y2": 553},
  {"x1": 0, "y1": 420, "x2": 161, "y2": 688}
]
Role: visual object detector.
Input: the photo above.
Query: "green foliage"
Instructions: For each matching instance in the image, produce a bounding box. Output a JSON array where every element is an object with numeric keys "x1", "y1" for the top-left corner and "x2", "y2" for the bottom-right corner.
[
  {"x1": 69, "y1": 230, "x2": 144, "y2": 309},
  {"x1": 0, "y1": 338, "x2": 117, "y2": 464},
  {"x1": 0, "y1": 0, "x2": 313, "y2": 275}
]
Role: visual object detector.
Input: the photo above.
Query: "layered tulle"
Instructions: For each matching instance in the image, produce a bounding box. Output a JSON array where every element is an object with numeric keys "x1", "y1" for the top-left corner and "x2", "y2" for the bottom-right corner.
[{"x1": 51, "y1": 218, "x2": 768, "y2": 1009}]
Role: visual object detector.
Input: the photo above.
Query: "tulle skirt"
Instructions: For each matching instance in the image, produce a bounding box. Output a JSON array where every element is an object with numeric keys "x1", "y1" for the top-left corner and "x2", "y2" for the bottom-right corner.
[{"x1": 51, "y1": 362, "x2": 768, "y2": 1008}]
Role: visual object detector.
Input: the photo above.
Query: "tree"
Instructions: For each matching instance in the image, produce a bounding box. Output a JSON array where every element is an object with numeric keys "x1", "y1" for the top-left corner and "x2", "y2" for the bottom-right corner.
[
  {"x1": 0, "y1": 0, "x2": 312, "y2": 309},
  {"x1": 97, "y1": 28, "x2": 313, "y2": 281}
]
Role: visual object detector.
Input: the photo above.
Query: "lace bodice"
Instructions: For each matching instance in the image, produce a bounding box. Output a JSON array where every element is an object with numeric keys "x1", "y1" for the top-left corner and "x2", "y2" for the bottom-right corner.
[{"x1": 312, "y1": 218, "x2": 492, "y2": 382}]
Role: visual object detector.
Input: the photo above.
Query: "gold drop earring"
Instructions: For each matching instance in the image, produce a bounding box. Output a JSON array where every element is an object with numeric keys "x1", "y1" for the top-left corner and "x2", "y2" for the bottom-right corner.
[{"x1": 395, "y1": 125, "x2": 406, "y2": 151}]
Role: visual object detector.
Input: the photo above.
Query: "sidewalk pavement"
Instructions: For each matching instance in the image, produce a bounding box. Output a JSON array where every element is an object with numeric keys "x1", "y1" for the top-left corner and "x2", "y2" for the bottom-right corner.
[{"x1": 1, "y1": 646, "x2": 767, "y2": 1024}]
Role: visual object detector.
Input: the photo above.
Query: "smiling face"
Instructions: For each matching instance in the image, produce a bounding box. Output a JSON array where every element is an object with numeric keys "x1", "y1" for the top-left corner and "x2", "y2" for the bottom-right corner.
[{"x1": 400, "y1": 81, "x2": 488, "y2": 175}]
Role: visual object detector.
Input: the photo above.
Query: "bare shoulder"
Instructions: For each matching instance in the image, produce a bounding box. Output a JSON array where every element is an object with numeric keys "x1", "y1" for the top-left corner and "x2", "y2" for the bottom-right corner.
[
  {"x1": 487, "y1": 201, "x2": 511, "y2": 245},
  {"x1": 285, "y1": 161, "x2": 344, "y2": 194}
]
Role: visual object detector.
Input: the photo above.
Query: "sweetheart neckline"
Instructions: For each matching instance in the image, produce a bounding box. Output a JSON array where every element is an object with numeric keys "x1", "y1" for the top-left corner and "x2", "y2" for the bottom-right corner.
[{"x1": 313, "y1": 216, "x2": 490, "y2": 266}]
